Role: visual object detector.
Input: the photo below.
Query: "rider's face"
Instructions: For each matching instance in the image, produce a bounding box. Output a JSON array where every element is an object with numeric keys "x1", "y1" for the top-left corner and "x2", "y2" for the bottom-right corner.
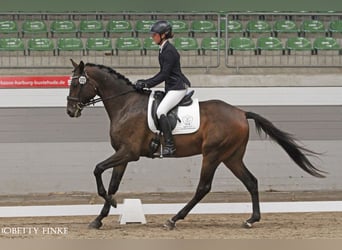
[{"x1": 151, "y1": 33, "x2": 165, "y2": 45}]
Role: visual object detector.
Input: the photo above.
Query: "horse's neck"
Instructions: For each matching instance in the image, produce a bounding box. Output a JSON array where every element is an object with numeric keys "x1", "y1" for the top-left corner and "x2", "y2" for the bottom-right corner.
[{"x1": 96, "y1": 77, "x2": 138, "y2": 120}]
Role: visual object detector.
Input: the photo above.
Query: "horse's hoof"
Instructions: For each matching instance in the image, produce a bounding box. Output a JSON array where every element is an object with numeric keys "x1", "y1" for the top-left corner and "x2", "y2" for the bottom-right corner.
[
  {"x1": 163, "y1": 219, "x2": 176, "y2": 230},
  {"x1": 243, "y1": 220, "x2": 253, "y2": 228},
  {"x1": 88, "y1": 220, "x2": 103, "y2": 229},
  {"x1": 110, "y1": 198, "x2": 117, "y2": 208}
]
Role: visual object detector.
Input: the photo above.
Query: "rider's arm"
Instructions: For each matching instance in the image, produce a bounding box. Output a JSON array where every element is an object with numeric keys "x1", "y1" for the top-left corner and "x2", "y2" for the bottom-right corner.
[{"x1": 144, "y1": 50, "x2": 176, "y2": 88}]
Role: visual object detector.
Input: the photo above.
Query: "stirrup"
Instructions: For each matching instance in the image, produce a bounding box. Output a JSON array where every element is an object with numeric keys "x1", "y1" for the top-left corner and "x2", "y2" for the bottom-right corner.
[{"x1": 161, "y1": 146, "x2": 176, "y2": 157}]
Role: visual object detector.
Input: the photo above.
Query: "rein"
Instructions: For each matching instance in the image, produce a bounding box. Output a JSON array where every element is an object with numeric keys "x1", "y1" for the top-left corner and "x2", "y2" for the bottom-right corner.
[{"x1": 81, "y1": 89, "x2": 136, "y2": 107}]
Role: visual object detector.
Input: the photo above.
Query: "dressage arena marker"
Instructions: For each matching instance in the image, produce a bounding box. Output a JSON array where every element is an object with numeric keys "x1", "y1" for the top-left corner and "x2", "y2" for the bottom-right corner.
[
  {"x1": 119, "y1": 199, "x2": 146, "y2": 224},
  {"x1": 0, "y1": 201, "x2": 342, "y2": 218}
]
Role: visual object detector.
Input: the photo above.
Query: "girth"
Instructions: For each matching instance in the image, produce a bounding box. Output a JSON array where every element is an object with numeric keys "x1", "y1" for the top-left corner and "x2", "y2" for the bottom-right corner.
[{"x1": 151, "y1": 90, "x2": 194, "y2": 130}]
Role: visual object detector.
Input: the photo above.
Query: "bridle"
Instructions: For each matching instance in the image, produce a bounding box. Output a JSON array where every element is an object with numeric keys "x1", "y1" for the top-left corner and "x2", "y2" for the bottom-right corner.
[{"x1": 67, "y1": 74, "x2": 136, "y2": 115}]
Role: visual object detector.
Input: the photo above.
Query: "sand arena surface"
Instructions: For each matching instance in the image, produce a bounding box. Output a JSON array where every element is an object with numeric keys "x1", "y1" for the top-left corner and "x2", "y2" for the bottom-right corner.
[{"x1": 0, "y1": 191, "x2": 342, "y2": 239}]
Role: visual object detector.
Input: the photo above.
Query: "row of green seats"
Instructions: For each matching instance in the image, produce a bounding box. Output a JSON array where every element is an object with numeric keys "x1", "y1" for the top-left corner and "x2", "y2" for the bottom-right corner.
[
  {"x1": 0, "y1": 37, "x2": 222, "y2": 55},
  {"x1": 1, "y1": 36, "x2": 339, "y2": 56},
  {"x1": 0, "y1": 20, "x2": 218, "y2": 37},
  {"x1": 1, "y1": 19, "x2": 341, "y2": 38},
  {"x1": 229, "y1": 36, "x2": 341, "y2": 55}
]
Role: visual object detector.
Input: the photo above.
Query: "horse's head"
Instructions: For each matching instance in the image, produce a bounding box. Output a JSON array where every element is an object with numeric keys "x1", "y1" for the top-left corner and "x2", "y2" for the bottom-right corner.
[{"x1": 66, "y1": 59, "x2": 98, "y2": 118}]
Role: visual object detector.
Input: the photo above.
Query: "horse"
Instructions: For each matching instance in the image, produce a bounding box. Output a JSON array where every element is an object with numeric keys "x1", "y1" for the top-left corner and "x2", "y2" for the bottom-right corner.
[{"x1": 66, "y1": 59, "x2": 326, "y2": 230}]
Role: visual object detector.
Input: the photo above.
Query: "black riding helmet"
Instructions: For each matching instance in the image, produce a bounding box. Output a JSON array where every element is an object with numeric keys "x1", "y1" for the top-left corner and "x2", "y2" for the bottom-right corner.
[{"x1": 150, "y1": 20, "x2": 173, "y2": 39}]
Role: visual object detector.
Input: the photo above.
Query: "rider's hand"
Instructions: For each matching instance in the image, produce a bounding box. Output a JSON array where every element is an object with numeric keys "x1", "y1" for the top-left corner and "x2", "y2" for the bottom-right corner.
[{"x1": 135, "y1": 80, "x2": 146, "y2": 92}]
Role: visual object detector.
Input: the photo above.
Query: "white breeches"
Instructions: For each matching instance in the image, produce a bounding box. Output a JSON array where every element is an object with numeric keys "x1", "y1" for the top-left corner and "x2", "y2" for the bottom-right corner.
[{"x1": 156, "y1": 89, "x2": 188, "y2": 119}]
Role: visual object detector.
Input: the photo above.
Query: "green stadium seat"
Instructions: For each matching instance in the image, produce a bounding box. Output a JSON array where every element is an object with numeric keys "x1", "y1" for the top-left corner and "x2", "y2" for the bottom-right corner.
[
  {"x1": 190, "y1": 20, "x2": 217, "y2": 37},
  {"x1": 106, "y1": 20, "x2": 134, "y2": 37},
  {"x1": 22, "y1": 20, "x2": 48, "y2": 37},
  {"x1": 257, "y1": 37, "x2": 284, "y2": 55},
  {"x1": 246, "y1": 20, "x2": 272, "y2": 38},
  {"x1": 27, "y1": 38, "x2": 55, "y2": 55},
  {"x1": 301, "y1": 20, "x2": 326, "y2": 37},
  {"x1": 273, "y1": 20, "x2": 300, "y2": 37},
  {"x1": 228, "y1": 37, "x2": 255, "y2": 55},
  {"x1": 313, "y1": 37, "x2": 340, "y2": 55},
  {"x1": 115, "y1": 37, "x2": 142, "y2": 55},
  {"x1": 57, "y1": 38, "x2": 84, "y2": 55},
  {"x1": 169, "y1": 20, "x2": 189, "y2": 35},
  {"x1": 79, "y1": 20, "x2": 105, "y2": 37},
  {"x1": 173, "y1": 37, "x2": 200, "y2": 54},
  {"x1": 50, "y1": 20, "x2": 77, "y2": 37},
  {"x1": 0, "y1": 38, "x2": 25, "y2": 55},
  {"x1": 329, "y1": 20, "x2": 342, "y2": 37},
  {"x1": 143, "y1": 37, "x2": 159, "y2": 55},
  {"x1": 201, "y1": 37, "x2": 225, "y2": 55},
  {"x1": 135, "y1": 20, "x2": 154, "y2": 37},
  {"x1": 286, "y1": 37, "x2": 312, "y2": 55},
  {"x1": 86, "y1": 37, "x2": 113, "y2": 55},
  {"x1": 0, "y1": 20, "x2": 19, "y2": 37},
  {"x1": 223, "y1": 20, "x2": 244, "y2": 37}
]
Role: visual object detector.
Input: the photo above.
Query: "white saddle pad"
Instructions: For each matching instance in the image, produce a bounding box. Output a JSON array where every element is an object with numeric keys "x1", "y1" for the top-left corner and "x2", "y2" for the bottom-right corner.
[{"x1": 147, "y1": 91, "x2": 200, "y2": 135}]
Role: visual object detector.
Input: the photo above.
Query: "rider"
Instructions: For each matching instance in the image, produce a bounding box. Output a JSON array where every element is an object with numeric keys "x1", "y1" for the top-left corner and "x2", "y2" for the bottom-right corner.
[{"x1": 135, "y1": 20, "x2": 191, "y2": 157}]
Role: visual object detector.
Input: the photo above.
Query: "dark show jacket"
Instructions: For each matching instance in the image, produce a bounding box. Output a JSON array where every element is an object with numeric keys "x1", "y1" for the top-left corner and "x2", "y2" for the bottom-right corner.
[{"x1": 145, "y1": 41, "x2": 191, "y2": 92}]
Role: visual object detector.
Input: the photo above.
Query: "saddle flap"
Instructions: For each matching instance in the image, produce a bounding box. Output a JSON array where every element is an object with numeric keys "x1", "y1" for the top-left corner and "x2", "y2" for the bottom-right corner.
[{"x1": 148, "y1": 90, "x2": 200, "y2": 135}]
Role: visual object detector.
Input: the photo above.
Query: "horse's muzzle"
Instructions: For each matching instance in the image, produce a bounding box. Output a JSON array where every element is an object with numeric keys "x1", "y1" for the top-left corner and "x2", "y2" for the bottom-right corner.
[{"x1": 67, "y1": 106, "x2": 82, "y2": 118}]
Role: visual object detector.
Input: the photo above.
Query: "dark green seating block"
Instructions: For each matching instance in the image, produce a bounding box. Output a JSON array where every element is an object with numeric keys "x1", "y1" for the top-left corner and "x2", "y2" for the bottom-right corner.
[
  {"x1": 115, "y1": 37, "x2": 142, "y2": 55},
  {"x1": 286, "y1": 37, "x2": 312, "y2": 55},
  {"x1": 257, "y1": 37, "x2": 284, "y2": 54},
  {"x1": 22, "y1": 20, "x2": 48, "y2": 37},
  {"x1": 27, "y1": 38, "x2": 55, "y2": 55},
  {"x1": 79, "y1": 20, "x2": 105, "y2": 37},
  {"x1": 0, "y1": 20, "x2": 19, "y2": 37},
  {"x1": 274, "y1": 20, "x2": 300, "y2": 37},
  {"x1": 135, "y1": 20, "x2": 154, "y2": 36},
  {"x1": 86, "y1": 37, "x2": 113, "y2": 55},
  {"x1": 229, "y1": 37, "x2": 255, "y2": 54},
  {"x1": 106, "y1": 20, "x2": 134, "y2": 37},
  {"x1": 0, "y1": 38, "x2": 25, "y2": 54},
  {"x1": 301, "y1": 20, "x2": 326, "y2": 36},
  {"x1": 246, "y1": 20, "x2": 272, "y2": 37},
  {"x1": 201, "y1": 37, "x2": 225, "y2": 54},
  {"x1": 190, "y1": 20, "x2": 217, "y2": 37},
  {"x1": 50, "y1": 20, "x2": 77, "y2": 37},
  {"x1": 57, "y1": 38, "x2": 84, "y2": 55},
  {"x1": 173, "y1": 37, "x2": 199, "y2": 54}
]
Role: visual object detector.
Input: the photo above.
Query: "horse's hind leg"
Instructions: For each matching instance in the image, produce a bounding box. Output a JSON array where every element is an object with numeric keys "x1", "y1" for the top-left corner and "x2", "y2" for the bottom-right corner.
[
  {"x1": 89, "y1": 164, "x2": 127, "y2": 229},
  {"x1": 164, "y1": 155, "x2": 220, "y2": 230},
  {"x1": 223, "y1": 157, "x2": 260, "y2": 228}
]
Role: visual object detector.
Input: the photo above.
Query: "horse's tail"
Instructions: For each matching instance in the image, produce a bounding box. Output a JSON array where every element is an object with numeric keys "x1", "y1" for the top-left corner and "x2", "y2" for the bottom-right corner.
[{"x1": 245, "y1": 111, "x2": 326, "y2": 178}]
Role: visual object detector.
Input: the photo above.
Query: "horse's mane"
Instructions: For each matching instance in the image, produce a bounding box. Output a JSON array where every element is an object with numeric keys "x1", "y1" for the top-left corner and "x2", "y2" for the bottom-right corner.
[{"x1": 85, "y1": 63, "x2": 134, "y2": 86}]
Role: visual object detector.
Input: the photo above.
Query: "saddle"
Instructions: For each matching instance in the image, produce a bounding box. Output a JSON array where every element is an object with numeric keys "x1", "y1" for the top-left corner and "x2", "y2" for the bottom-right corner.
[{"x1": 151, "y1": 90, "x2": 194, "y2": 131}]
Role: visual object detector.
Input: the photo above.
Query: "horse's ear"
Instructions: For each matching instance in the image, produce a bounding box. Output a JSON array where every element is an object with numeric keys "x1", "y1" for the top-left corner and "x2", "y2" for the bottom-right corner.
[
  {"x1": 70, "y1": 59, "x2": 78, "y2": 69},
  {"x1": 79, "y1": 61, "x2": 85, "y2": 72}
]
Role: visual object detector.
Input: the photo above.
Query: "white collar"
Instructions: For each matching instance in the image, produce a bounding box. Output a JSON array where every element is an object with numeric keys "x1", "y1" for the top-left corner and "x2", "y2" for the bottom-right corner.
[{"x1": 159, "y1": 40, "x2": 168, "y2": 53}]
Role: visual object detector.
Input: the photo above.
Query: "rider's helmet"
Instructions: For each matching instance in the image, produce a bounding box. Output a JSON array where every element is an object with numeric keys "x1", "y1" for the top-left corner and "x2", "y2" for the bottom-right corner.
[{"x1": 150, "y1": 20, "x2": 173, "y2": 39}]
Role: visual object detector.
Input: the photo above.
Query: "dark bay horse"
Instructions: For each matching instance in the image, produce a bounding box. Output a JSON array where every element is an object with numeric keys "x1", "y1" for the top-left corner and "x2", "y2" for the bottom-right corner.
[{"x1": 66, "y1": 60, "x2": 326, "y2": 230}]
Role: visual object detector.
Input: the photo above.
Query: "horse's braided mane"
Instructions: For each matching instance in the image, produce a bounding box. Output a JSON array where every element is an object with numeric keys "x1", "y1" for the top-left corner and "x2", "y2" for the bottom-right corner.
[{"x1": 85, "y1": 63, "x2": 133, "y2": 86}]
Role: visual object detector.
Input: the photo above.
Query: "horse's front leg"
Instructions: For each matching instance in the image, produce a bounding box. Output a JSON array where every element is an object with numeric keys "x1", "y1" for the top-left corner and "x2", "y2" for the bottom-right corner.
[
  {"x1": 89, "y1": 164, "x2": 127, "y2": 229},
  {"x1": 93, "y1": 148, "x2": 137, "y2": 204}
]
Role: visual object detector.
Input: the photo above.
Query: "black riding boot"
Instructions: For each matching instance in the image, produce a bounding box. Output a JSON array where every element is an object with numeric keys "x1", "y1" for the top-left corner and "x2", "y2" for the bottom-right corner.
[{"x1": 159, "y1": 114, "x2": 176, "y2": 156}]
